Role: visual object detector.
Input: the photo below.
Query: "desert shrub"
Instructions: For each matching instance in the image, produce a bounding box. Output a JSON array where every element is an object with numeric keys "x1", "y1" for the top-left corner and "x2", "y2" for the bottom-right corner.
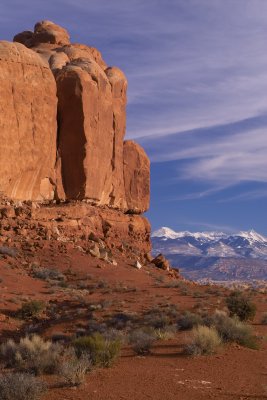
[
  {"x1": 144, "y1": 312, "x2": 170, "y2": 329},
  {"x1": 59, "y1": 349, "x2": 91, "y2": 386},
  {"x1": 16, "y1": 300, "x2": 45, "y2": 319},
  {"x1": 0, "y1": 373, "x2": 46, "y2": 400},
  {"x1": 0, "y1": 335, "x2": 62, "y2": 374},
  {"x1": 185, "y1": 326, "x2": 221, "y2": 356},
  {"x1": 177, "y1": 312, "x2": 203, "y2": 330},
  {"x1": 154, "y1": 325, "x2": 176, "y2": 340},
  {"x1": 0, "y1": 246, "x2": 17, "y2": 257},
  {"x1": 32, "y1": 267, "x2": 65, "y2": 282},
  {"x1": 32, "y1": 267, "x2": 66, "y2": 281},
  {"x1": 261, "y1": 313, "x2": 267, "y2": 325},
  {"x1": 205, "y1": 310, "x2": 259, "y2": 349},
  {"x1": 108, "y1": 312, "x2": 135, "y2": 330},
  {"x1": 226, "y1": 291, "x2": 256, "y2": 321},
  {"x1": 73, "y1": 333, "x2": 121, "y2": 367},
  {"x1": 129, "y1": 329, "x2": 156, "y2": 355}
]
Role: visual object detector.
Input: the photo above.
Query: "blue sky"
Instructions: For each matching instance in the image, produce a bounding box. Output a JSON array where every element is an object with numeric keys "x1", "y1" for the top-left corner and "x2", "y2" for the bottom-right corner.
[{"x1": 1, "y1": 0, "x2": 266, "y2": 234}]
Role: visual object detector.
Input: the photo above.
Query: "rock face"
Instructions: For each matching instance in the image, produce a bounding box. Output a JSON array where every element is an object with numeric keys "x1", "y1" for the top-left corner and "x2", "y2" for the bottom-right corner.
[
  {"x1": 0, "y1": 21, "x2": 150, "y2": 215},
  {"x1": 56, "y1": 58, "x2": 120, "y2": 206},
  {"x1": 123, "y1": 141, "x2": 150, "y2": 213},
  {"x1": 0, "y1": 41, "x2": 57, "y2": 200}
]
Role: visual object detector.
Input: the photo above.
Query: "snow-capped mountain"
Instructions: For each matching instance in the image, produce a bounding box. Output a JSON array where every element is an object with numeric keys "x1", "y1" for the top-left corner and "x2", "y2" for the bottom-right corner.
[{"x1": 152, "y1": 227, "x2": 267, "y2": 282}]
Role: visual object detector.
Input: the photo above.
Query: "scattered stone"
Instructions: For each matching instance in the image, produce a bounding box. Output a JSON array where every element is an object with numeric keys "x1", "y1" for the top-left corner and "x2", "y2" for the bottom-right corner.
[
  {"x1": 151, "y1": 254, "x2": 170, "y2": 271},
  {"x1": 89, "y1": 243, "x2": 101, "y2": 258},
  {"x1": 134, "y1": 260, "x2": 143, "y2": 269}
]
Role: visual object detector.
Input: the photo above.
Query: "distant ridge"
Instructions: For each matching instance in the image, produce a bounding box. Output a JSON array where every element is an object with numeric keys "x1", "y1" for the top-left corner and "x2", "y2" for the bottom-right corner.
[
  {"x1": 152, "y1": 227, "x2": 267, "y2": 282},
  {"x1": 152, "y1": 227, "x2": 267, "y2": 243}
]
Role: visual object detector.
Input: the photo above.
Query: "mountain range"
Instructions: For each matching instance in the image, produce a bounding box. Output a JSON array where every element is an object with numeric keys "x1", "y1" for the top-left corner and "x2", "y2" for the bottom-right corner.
[{"x1": 152, "y1": 227, "x2": 267, "y2": 283}]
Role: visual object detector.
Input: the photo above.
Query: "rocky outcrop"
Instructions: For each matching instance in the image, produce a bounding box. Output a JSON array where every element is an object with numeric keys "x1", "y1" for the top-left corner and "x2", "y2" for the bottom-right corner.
[
  {"x1": 0, "y1": 21, "x2": 150, "y2": 216},
  {"x1": 13, "y1": 20, "x2": 70, "y2": 48},
  {"x1": 123, "y1": 141, "x2": 150, "y2": 213},
  {"x1": 0, "y1": 41, "x2": 57, "y2": 201}
]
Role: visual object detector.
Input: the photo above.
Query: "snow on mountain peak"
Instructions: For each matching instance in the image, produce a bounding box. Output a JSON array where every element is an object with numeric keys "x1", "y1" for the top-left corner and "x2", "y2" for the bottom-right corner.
[
  {"x1": 237, "y1": 229, "x2": 267, "y2": 243},
  {"x1": 152, "y1": 227, "x2": 181, "y2": 239},
  {"x1": 152, "y1": 227, "x2": 226, "y2": 241},
  {"x1": 152, "y1": 227, "x2": 267, "y2": 243}
]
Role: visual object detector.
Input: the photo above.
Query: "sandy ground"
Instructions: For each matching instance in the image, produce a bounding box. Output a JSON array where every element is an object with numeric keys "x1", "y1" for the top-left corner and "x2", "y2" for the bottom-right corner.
[{"x1": 0, "y1": 241, "x2": 266, "y2": 400}]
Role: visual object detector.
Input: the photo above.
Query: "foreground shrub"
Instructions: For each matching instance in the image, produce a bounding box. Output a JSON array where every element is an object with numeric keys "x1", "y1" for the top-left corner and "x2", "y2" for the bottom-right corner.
[
  {"x1": 16, "y1": 300, "x2": 46, "y2": 319},
  {"x1": 206, "y1": 311, "x2": 259, "y2": 349},
  {"x1": 59, "y1": 349, "x2": 91, "y2": 386},
  {"x1": 0, "y1": 373, "x2": 46, "y2": 400},
  {"x1": 177, "y1": 312, "x2": 203, "y2": 330},
  {"x1": 129, "y1": 329, "x2": 156, "y2": 355},
  {"x1": 226, "y1": 291, "x2": 256, "y2": 321},
  {"x1": 185, "y1": 325, "x2": 221, "y2": 356},
  {"x1": 0, "y1": 335, "x2": 62, "y2": 374},
  {"x1": 73, "y1": 333, "x2": 121, "y2": 367}
]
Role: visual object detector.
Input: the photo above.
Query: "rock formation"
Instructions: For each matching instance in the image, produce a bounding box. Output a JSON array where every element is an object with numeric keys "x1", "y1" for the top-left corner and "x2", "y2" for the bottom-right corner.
[
  {"x1": 0, "y1": 21, "x2": 151, "y2": 260},
  {"x1": 3, "y1": 20, "x2": 150, "y2": 214},
  {"x1": 0, "y1": 41, "x2": 57, "y2": 201}
]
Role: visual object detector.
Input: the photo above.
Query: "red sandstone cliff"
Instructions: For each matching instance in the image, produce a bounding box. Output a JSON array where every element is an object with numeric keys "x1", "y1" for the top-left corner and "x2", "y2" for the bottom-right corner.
[
  {"x1": 0, "y1": 20, "x2": 151, "y2": 258},
  {"x1": 0, "y1": 20, "x2": 150, "y2": 215}
]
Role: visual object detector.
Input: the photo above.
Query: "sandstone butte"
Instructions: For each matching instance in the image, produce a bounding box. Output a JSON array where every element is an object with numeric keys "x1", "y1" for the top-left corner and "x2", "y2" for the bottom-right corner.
[
  {"x1": 0, "y1": 20, "x2": 152, "y2": 257},
  {"x1": 0, "y1": 20, "x2": 150, "y2": 213}
]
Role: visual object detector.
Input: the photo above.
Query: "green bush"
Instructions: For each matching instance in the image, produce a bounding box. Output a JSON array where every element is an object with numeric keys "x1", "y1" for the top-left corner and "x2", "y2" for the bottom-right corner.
[
  {"x1": 226, "y1": 291, "x2": 256, "y2": 321},
  {"x1": 185, "y1": 325, "x2": 221, "y2": 356},
  {"x1": 73, "y1": 333, "x2": 121, "y2": 368},
  {"x1": 0, "y1": 335, "x2": 62, "y2": 374},
  {"x1": 16, "y1": 301, "x2": 45, "y2": 319},
  {"x1": 0, "y1": 373, "x2": 46, "y2": 400}
]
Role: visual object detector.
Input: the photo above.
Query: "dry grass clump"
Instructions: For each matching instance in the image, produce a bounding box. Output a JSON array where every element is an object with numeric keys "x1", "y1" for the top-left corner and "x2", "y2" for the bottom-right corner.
[
  {"x1": 129, "y1": 329, "x2": 156, "y2": 355},
  {"x1": 185, "y1": 326, "x2": 221, "y2": 356},
  {"x1": 0, "y1": 335, "x2": 62, "y2": 374},
  {"x1": 0, "y1": 373, "x2": 46, "y2": 400},
  {"x1": 59, "y1": 349, "x2": 91, "y2": 387},
  {"x1": 154, "y1": 325, "x2": 176, "y2": 340},
  {"x1": 73, "y1": 332, "x2": 121, "y2": 368}
]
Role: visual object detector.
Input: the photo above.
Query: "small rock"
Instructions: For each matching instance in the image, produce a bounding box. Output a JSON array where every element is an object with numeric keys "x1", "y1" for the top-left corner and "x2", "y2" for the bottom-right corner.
[
  {"x1": 151, "y1": 254, "x2": 170, "y2": 271},
  {"x1": 134, "y1": 260, "x2": 142, "y2": 269},
  {"x1": 89, "y1": 243, "x2": 100, "y2": 258}
]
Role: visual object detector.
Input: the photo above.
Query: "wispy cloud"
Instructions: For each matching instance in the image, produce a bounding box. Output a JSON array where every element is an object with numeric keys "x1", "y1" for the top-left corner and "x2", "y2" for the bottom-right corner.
[
  {"x1": 218, "y1": 189, "x2": 267, "y2": 203},
  {"x1": 141, "y1": 115, "x2": 267, "y2": 187}
]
